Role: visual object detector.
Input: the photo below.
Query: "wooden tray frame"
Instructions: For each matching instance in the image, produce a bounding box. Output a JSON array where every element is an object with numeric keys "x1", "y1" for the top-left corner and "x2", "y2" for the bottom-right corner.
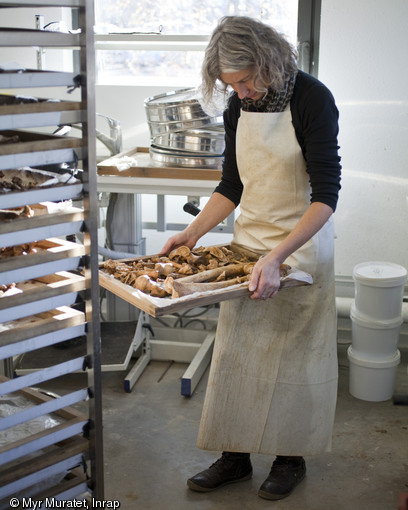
[
  {"x1": 0, "y1": 237, "x2": 85, "y2": 286},
  {"x1": 99, "y1": 245, "x2": 311, "y2": 317},
  {"x1": 0, "y1": 306, "x2": 85, "y2": 347},
  {"x1": 0, "y1": 94, "x2": 82, "y2": 116},
  {"x1": 0, "y1": 271, "x2": 85, "y2": 323},
  {"x1": 0, "y1": 129, "x2": 83, "y2": 156},
  {"x1": 0, "y1": 205, "x2": 84, "y2": 247},
  {"x1": 97, "y1": 146, "x2": 222, "y2": 181}
]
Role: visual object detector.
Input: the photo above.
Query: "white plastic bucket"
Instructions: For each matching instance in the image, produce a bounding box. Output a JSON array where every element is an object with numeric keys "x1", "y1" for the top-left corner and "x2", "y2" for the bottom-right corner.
[
  {"x1": 353, "y1": 261, "x2": 407, "y2": 321},
  {"x1": 347, "y1": 346, "x2": 400, "y2": 402},
  {"x1": 350, "y1": 304, "x2": 403, "y2": 359}
]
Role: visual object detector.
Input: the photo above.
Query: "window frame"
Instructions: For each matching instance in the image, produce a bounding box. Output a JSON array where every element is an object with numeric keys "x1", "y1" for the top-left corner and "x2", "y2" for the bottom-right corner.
[{"x1": 297, "y1": 0, "x2": 321, "y2": 76}]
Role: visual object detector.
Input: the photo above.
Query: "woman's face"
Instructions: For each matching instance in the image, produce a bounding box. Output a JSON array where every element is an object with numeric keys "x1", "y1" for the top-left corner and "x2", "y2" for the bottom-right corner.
[{"x1": 220, "y1": 68, "x2": 264, "y2": 100}]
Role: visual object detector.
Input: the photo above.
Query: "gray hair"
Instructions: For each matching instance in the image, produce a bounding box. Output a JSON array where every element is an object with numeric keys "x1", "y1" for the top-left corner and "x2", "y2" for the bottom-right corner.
[{"x1": 201, "y1": 16, "x2": 298, "y2": 106}]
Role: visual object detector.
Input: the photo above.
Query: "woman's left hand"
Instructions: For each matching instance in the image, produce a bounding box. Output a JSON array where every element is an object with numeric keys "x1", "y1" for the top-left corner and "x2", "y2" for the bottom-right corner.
[
  {"x1": 247, "y1": 203, "x2": 334, "y2": 300},
  {"x1": 248, "y1": 253, "x2": 282, "y2": 300}
]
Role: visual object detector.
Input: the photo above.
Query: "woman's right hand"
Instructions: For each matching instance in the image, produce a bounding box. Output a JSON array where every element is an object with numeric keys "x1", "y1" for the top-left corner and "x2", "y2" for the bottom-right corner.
[
  {"x1": 159, "y1": 229, "x2": 197, "y2": 256},
  {"x1": 159, "y1": 192, "x2": 236, "y2": 256}
]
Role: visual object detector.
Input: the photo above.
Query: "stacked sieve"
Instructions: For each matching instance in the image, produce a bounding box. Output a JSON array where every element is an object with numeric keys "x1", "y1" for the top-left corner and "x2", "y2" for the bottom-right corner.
[
  {"x1": 144, "y1": 88, "x2": 225, "y2": 169},
  {"x1": 348, "y1": 261, "x2": 407, "y2": 401}
]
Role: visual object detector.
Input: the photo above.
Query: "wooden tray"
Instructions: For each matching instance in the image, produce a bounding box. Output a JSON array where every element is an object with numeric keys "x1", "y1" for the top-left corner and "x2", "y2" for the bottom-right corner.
[
  {"x1": 0, "y1": 237, "x2": 84, "y2": 286},
  {"x1": 0, "y1": 130, "x2": 83, "y2": 171},
  {"x1": 0, "y1": 203, "x2": 84, "y2": 247},
  {"x1": 0, "y1": 182, "x2": 82, "y2": 209},
  {"x1": 99, "y1": 246, "x2": 312, "y2": 318},
  {"x1": 0, "y1": 69, "x2": 77, "y2": 89},
  {"x1": 0, "y1": 94, "x2": 81, "y2": 115},
  {"x1": 0, "y1": 306, "x2": 85, "y2": 346},
  {"x1": 0, "y1": 129, "x2": 83, "y2": 156},
  {"x1": 97, "y1": 147, "x2": 222, "y2": 181},
  {"x1": 0, "y1": 271, "x2": 85, "y2": 323},
  {"x1": 0, "y1": 94, "x2": 83, "y2": 131}
]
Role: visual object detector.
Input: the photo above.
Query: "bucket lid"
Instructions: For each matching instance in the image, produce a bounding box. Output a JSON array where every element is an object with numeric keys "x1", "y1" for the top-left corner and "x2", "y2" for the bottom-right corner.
[
  {"x1": 350, "y1": 304, "x2": 403, "y2": 329},
  {"x1": 347, "y1": 346, "x2": 401, "y2": 368},
  {"x1": 353, "y1": 261, "x2": 407, "y2": 287}
]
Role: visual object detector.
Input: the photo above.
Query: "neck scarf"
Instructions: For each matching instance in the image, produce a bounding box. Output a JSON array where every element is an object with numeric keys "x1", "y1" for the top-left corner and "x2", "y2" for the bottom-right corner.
[{"x1": 241, "y1": 71, "x2": 298, "y2": 113}]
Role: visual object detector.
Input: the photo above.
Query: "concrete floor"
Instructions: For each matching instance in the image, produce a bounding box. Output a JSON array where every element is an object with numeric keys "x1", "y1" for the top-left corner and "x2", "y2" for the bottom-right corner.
[
  {"x1": 39, "y1": 337, "x2": 408, "y2": 510},
  {"x1": 94, "y1": 342, "x2": 408, "y2": 510}
]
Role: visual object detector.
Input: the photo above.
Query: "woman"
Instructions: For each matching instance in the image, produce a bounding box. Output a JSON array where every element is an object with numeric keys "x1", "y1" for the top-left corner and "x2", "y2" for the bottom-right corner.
[{"x1": 160, "y1": 16, "x2": 341, "y2": 501}]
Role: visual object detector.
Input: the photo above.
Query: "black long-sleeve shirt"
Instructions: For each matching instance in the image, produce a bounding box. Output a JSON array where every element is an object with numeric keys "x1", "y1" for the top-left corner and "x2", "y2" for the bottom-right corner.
[{"x1": 214, "y1": 70, "x2": 342, "y2": 212}]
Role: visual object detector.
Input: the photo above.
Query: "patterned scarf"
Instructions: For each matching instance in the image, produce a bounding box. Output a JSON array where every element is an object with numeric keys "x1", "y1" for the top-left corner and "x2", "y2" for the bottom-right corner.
[{"x1": 241, "y1": 71, "x2": 298, "y2": 113}]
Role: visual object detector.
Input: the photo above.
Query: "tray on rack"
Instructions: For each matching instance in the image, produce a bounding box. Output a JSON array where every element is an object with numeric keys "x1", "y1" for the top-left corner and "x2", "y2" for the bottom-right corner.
[
  {"x1": 0, "y1": 202, "x2": 84, "y2": 247},
  {"x1": 99, "y1": 244, "x2": 313, "y2": 317},
  {"x1": 0, "y1": 129, "x2": 83, "y2": 154},
  {"x1": 0, "y1": 305, "x2": 85, "y2": 347},
  {"x1": 0, "y1": 130, "x2": 83, "y2": 171},
  {"x1": 0, "y1": 94, "x2": 83, "y2": 130},
  {"x1": 0, "y1": 68, "x2": 78, "y2": 89},
  {"x1": 0, "y1": 237, "x2": 85, "y2": 286},
  {"x1": 0, "y1": 271, "x2": 85, "y2": 323},
  {"x1": 0, "y1": 27, "x2": 80, "y2": 48},
  {"x1": 0, "y1": 168, "x2": 82, "y2": 208}
]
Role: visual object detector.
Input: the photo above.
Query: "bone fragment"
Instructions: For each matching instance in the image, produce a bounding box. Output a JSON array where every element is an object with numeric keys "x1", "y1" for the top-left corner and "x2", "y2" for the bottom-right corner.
[{"x1": 172, "y1": 274, "x2": 250, "y2": 297}]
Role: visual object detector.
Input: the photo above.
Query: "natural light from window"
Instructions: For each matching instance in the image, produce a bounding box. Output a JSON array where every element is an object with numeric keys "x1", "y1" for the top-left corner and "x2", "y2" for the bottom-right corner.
[{"x1": 94, "y1": 0, "x2": 298, "y2": 86}]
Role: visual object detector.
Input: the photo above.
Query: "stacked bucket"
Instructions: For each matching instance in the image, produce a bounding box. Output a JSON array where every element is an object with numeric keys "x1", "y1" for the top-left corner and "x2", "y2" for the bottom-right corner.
[{"x1": 348, "y1": 261, "x2": 407, "y2": 401}]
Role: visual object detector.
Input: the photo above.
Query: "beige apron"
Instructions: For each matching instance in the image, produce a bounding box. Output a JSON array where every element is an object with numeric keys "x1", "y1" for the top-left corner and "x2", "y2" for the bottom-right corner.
[{"x1": 196, "y1": 108, "x2": 338, "y2": 456}]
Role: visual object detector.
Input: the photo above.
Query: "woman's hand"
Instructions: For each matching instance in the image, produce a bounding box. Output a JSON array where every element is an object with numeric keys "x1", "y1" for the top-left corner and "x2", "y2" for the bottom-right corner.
[
  {"x1": 159, "y1": 192, "x2": 236, "y2": 256},
  {"x1": 159, "y1": 230, "x2": 197, "y2": 256},
  {"x1": 248, "y1": 253, "x2": 282, "y2": 300},
  {"x1": 248, "y1": 202, "x2": 334, "y2": 300}
]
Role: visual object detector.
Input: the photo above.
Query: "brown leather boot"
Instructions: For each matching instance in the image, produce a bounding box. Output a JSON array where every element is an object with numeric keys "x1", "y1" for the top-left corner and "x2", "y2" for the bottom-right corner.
[
  {"x1": 258, "y1": 456, "x2": 306, "y2": 500},
  {"x1": 187, "y1": 452, "x2": 252, "y2": 492}
]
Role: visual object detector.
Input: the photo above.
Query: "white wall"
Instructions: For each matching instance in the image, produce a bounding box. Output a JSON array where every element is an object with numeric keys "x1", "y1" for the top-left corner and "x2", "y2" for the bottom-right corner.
[
  {"x1": 319, "y1": 0, "x2": 408, "y2": 276},
  {"x1": 95, "y1": 85, "x2": 167, "y2": 153}
]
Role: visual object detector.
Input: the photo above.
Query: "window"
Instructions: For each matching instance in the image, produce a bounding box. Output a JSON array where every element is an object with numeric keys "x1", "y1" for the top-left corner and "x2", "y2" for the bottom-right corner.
[
  {"x1": 94, "y1": 0, "x2": 307, "y2": 86},
  {"x1": 95, "y1": 0, "x2": 298, "y2": 37}
]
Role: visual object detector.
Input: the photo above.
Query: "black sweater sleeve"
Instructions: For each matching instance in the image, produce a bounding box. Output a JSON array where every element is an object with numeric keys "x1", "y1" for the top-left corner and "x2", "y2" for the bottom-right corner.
[
  {"x1": 290, "y1": 71, "x2": 342, "y2": 212},
  {"x1": 214, "y1": 71, "x2": 342, "y2": 211},
  {"x1": 213, "y1": 93, "x2": 243, "y2": 206}
]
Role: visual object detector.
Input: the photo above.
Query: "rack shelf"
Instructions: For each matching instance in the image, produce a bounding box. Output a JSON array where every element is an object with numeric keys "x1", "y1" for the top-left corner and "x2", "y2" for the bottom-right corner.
[
  {"x1": 0, "y1": 1, "x2": 85, "y2": 7},
  {"x1": 0, "y1": 29, "x2": 81, "y2": 48},
  {"x1": 0, "y1": 94, "x2": 84, "y2": 130},
  {"x1": 0, "y1": 69, "x2": 79, "y2": 88}
]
